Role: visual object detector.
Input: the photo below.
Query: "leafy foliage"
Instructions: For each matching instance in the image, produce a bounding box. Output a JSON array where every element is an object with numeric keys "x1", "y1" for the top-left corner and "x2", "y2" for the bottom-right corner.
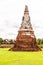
[
  {"x1": 0, "y1": 38, "x2": 3, "y2": 45},
  {"x1": 36, "y1": 38, "x2": 43, "y2": 45}
]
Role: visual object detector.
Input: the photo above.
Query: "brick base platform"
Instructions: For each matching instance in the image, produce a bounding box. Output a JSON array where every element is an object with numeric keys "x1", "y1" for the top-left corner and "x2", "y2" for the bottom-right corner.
[{"x1": 9, "y1": 36, "x2": 41, "y2": 51}]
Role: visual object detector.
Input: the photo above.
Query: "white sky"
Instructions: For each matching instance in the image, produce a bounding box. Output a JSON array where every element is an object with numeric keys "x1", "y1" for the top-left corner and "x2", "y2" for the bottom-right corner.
[{"x1": 0, "y1": 0, "x2": 43, "y2": 39}]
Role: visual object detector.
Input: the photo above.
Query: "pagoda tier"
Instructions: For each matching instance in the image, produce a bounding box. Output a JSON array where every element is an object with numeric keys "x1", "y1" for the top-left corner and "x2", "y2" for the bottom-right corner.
[{"x1": 10, "y1": 5, "x2": 41, "y2": 51}]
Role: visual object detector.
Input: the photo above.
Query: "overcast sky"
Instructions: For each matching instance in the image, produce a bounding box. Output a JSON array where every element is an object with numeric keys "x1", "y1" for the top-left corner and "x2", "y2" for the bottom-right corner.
[{"x1": 0, "y1": 0, "x2": 43, "y2": 39}]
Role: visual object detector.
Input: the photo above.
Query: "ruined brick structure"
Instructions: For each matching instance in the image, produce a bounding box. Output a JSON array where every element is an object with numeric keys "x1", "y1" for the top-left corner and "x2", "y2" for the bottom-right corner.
[{"x1": 10, "y1": 5, "x2": 41, "y2": 51}]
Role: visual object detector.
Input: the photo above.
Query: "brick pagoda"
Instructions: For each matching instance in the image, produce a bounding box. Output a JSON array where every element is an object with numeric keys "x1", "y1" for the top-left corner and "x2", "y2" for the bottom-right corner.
[{"x1": 10, "y1": 5, "x2": 41, "y2": 51}]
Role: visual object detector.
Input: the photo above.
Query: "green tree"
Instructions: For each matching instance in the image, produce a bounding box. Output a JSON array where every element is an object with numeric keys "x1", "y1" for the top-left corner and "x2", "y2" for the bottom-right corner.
[
  {"x1": 36, "y1": 39, "x2": 41, "y2": 45},
  {"x1": 41, "y1": 38, "x2": 43, "y2": 44},
  {"x1": 0, "y1": 38, "x2": 3, "y2": 45}
]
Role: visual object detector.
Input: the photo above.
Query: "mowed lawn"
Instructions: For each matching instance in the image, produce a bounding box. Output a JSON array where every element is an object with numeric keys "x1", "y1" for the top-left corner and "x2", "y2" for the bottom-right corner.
[{"x1": 0, "y1": 48, "x2": 43, "y2": 65}]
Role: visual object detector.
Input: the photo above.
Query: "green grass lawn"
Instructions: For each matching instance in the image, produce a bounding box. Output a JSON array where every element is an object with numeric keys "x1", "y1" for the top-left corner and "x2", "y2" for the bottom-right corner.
[{"x1": 0, "y1": 48, "x2": 43, "y2": 65}]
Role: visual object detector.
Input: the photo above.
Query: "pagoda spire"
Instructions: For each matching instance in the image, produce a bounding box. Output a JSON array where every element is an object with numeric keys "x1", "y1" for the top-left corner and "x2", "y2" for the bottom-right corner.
[
  {"x1": 20, "y1": 5, "x2": 33, "y2": 32},
  {"x1": 24, "y1": 5, "x2": 29, "y2": 14}
]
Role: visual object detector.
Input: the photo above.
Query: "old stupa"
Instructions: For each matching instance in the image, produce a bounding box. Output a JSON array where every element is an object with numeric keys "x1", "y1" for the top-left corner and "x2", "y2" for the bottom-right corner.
[{"x1": 10, "y1": 5, "x2": 41, "y2": 51}]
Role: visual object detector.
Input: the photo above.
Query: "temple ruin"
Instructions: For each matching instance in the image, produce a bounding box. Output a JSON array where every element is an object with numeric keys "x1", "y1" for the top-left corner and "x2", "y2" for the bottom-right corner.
[{"x1": 10, "y1": 5, "x2": 41, "y2": 51}]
